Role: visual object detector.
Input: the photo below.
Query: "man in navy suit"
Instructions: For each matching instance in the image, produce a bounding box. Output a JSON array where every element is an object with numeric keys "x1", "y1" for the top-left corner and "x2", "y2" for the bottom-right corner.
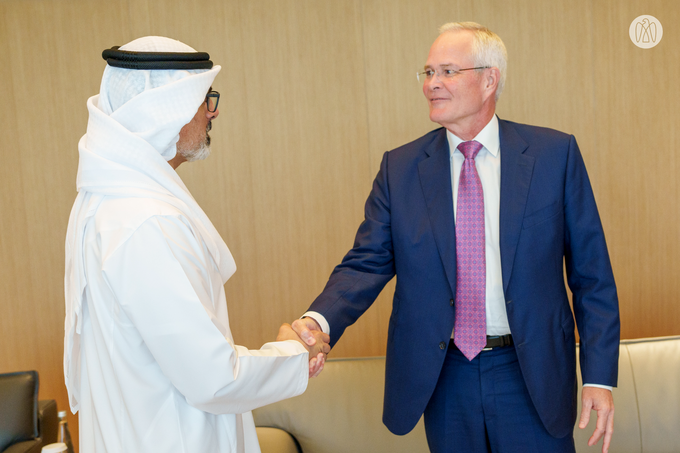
[{"x1": 293, "y1": 22, "x2": 619, "y2": 453}]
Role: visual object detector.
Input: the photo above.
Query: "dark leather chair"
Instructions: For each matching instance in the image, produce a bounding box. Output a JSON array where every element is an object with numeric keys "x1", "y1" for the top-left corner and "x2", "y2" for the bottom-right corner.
[{"x1": 0, "y1": 371, "x2": 59, "y2": 453}]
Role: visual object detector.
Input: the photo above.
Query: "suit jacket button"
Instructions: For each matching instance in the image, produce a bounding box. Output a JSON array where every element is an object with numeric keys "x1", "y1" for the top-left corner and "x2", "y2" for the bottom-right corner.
[
  {"x1": 506, "y1": 299, "x2": 513, "y2": 305},
  {"x1": 439, "y1": 341, "x2": 446, "y2": 350},
  {"x1": 450, "y1": 299, "x2": 454, "y2": 306}
]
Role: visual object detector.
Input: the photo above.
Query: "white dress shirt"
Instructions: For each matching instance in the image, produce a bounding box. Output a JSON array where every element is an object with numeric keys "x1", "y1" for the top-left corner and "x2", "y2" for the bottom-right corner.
[{"x1": 448, "y1": 115, "x2": 510, "y2": 336}]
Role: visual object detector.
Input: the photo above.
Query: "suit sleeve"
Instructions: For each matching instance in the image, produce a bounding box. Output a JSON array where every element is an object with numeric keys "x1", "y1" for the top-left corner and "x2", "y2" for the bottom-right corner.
[
  {"x1": 563, "y1": 135, "x2": 620, "y2": 387},
  {"x1": 308, "y1": 152, "x2": 396, "y2": 346}
]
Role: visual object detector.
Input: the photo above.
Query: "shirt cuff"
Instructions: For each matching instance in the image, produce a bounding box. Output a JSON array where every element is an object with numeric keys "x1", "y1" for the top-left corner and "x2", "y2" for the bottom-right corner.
[
  {"x1": 583, "y1": 383, "x2": 614, "y2": 391},
  {"x1": 301, "y1": 311, "x2": 330, "y2": 336}
]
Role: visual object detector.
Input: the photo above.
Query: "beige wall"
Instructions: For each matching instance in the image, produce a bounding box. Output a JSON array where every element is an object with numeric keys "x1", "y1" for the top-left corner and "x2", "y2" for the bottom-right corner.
[{"x1": 1, "y1": 0, "x2": 678, "y2": 450}]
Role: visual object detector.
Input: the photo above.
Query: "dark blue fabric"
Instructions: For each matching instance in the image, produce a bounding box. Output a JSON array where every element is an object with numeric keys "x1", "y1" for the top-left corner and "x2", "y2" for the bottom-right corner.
[
  {"x1": 424, "y1": 345, "x2": 575, "y2": 453},
  {"x1": 308, "y1": 119, "x2": 620, "y2": 438}
]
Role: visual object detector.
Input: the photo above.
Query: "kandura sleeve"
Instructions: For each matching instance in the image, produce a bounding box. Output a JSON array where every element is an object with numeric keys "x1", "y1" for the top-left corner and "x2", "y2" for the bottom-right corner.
[{"x1": 102, "y1": 214, "x2": 309, "y2": 415}]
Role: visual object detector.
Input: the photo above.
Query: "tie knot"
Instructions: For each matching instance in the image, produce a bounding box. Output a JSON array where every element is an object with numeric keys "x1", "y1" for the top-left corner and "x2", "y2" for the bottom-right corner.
[{"x1": 457, "y1": 140, "x2": 483, "y2": 160}]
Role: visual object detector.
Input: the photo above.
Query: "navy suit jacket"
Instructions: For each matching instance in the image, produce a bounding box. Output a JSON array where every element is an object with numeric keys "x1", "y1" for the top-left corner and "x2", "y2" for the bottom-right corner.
[{"x1": 308, "y1": 119, "x2": 620, "y2": 438}]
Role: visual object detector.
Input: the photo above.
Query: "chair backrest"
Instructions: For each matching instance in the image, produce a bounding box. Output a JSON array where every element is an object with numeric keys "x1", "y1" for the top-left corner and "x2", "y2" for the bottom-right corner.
[
  {"x1": 253, "y1": 357, "x2": 428, "y2": 453},
  {"x1": 0, "y1": 370, "x2": 39, "y2": 452},
  {"x1": 575, "y1": 336, "x2": 680, "y2": 453},
  {"x1": 254, "y1": 336, "x2": 680, "y2": 453}
]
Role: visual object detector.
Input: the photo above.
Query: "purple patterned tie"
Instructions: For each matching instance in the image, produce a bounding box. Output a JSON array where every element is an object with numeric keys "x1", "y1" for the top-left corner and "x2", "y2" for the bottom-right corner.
[{"x1": 454, "y1": 140, "x2": 486, "y2": 361}]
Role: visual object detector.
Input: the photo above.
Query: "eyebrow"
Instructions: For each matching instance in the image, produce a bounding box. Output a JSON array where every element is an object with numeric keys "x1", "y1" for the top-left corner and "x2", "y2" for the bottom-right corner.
[{"x1": 423, "y1": 63, "x2": 455, "y2": 70}]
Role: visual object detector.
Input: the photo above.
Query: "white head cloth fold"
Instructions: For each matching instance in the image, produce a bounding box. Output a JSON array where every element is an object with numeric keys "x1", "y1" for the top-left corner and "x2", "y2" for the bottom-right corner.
[{"x1": 63, "y1": 36, "x2": 235, "y2": 412}]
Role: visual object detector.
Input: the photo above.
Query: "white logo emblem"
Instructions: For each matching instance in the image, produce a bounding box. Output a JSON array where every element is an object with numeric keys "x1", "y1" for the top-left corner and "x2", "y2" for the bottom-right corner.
[{"x1": 629, "y1": 15, "x2": 663, "y2": 49}]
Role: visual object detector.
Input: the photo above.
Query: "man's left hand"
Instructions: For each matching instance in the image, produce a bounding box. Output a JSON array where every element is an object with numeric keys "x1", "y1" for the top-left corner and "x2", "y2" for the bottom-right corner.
[{"x1": 579, "y1": 387, "x2": 615, "y2": 453}]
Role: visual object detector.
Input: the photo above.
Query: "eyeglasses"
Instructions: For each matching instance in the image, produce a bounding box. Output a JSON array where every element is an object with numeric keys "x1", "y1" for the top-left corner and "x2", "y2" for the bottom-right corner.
[
  {"x1": 416, "y1": 66, "x2": 490, "y2": 83},
  {"x1": 205, "y1": 90, "x2": 220, "y2": 112}
]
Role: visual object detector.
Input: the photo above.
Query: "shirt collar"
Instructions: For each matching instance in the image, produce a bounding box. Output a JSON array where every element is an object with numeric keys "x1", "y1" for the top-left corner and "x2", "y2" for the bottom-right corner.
[{"x1": 446, "y1": 115, "x2": 500, "y2": 158}]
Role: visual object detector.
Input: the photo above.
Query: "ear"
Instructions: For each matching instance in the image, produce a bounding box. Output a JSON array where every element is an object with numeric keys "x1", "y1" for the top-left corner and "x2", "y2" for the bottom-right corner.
[{"x1": 483, "y1": 67, "x2": 500, "y2": 100}]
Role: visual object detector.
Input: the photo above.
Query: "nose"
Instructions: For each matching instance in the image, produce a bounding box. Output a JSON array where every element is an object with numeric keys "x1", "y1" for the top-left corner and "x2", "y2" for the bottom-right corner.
[
  {"x1": 425, "y1": 74, "x2": 442, "y2": 91},
  {"x1": 207, "y1": 107, "x2": 219, "y2": 119}
]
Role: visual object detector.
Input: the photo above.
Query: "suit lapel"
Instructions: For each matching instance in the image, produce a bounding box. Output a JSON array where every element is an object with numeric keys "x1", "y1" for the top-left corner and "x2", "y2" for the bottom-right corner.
[
  {"x1": 418, "y1": 129, "x2": 458, "y2": 293},
  {"x1": 498, "y1": 120, "x2": 534, "y2": 293}
]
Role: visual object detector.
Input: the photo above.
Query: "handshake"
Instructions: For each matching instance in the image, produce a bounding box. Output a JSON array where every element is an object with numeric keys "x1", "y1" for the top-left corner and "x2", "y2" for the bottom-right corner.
[{"x1": 277, "y1": 318, "x2": 330, "y2": 378}]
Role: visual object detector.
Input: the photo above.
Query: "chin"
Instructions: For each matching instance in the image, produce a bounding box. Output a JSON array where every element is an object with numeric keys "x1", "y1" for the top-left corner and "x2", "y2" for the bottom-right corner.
[
  {"x1": 429, "y1": 107, "x2": 448, "y2": 121},
  {"x1": 429, "y1": 112, "x2": 447, "y2": 125},
  {"x1": 182, "y1": 142, "x2": 211, "y2": 162}
]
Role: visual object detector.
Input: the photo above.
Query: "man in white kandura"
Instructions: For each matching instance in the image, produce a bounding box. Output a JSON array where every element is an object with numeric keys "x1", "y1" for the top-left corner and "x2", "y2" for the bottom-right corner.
[{"x1": 64, "y1": 36, "x2": 329, "y2": 453}]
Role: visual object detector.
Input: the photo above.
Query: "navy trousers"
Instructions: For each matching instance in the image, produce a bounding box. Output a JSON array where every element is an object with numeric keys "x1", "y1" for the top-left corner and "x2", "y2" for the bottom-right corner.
[{"x1": 423, "y1": 344, "x2": 575, "y2": 453}]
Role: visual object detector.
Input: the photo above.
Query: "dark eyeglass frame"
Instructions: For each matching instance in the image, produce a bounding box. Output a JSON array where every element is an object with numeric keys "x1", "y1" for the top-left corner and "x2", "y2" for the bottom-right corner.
[{"x1": 205, "y1": 90, "x2": 220, "y2": 112}]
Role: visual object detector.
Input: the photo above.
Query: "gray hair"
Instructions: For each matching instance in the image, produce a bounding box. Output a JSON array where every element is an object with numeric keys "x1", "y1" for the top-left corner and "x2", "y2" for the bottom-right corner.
[{"x1": 438, "y1": 22, "x2": 507, "y2": 101}]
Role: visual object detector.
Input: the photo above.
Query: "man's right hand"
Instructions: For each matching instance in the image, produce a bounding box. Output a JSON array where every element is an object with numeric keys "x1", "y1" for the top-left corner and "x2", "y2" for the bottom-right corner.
[
  {"x1": 277, "y1": 322, "x2": 329, "y2": 378},
  {"x1": 292, "y1": 317, "x2": 326, "y2": 377},
  {"x1": 292, "y1": 317, "x2": 323, "y2": 346}
]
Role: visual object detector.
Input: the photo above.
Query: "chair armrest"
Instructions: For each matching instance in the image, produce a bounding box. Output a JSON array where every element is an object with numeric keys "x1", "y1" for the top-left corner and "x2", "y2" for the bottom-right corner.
[
  {"x1": 256, "y1": 427, "x2": 301, "y2": 453},
  {"x1": 3, "y1": 401, "x2": 59, "y2": 453},
  {"x1": 38, "y1": 400, "x2": 59, "y2": 446},
  {"x1": 2, "y1": 440, "x2": 42, "y2": 453}
]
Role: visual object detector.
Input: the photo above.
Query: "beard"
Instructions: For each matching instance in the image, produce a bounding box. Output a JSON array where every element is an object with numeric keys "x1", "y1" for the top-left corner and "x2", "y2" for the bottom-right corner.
[
  {"x1": 181, "y1": 141, "x2": 211, "y2": 162},
  {"x1": 178, "y1": 121, "x2": 212, "y2": 162}
]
